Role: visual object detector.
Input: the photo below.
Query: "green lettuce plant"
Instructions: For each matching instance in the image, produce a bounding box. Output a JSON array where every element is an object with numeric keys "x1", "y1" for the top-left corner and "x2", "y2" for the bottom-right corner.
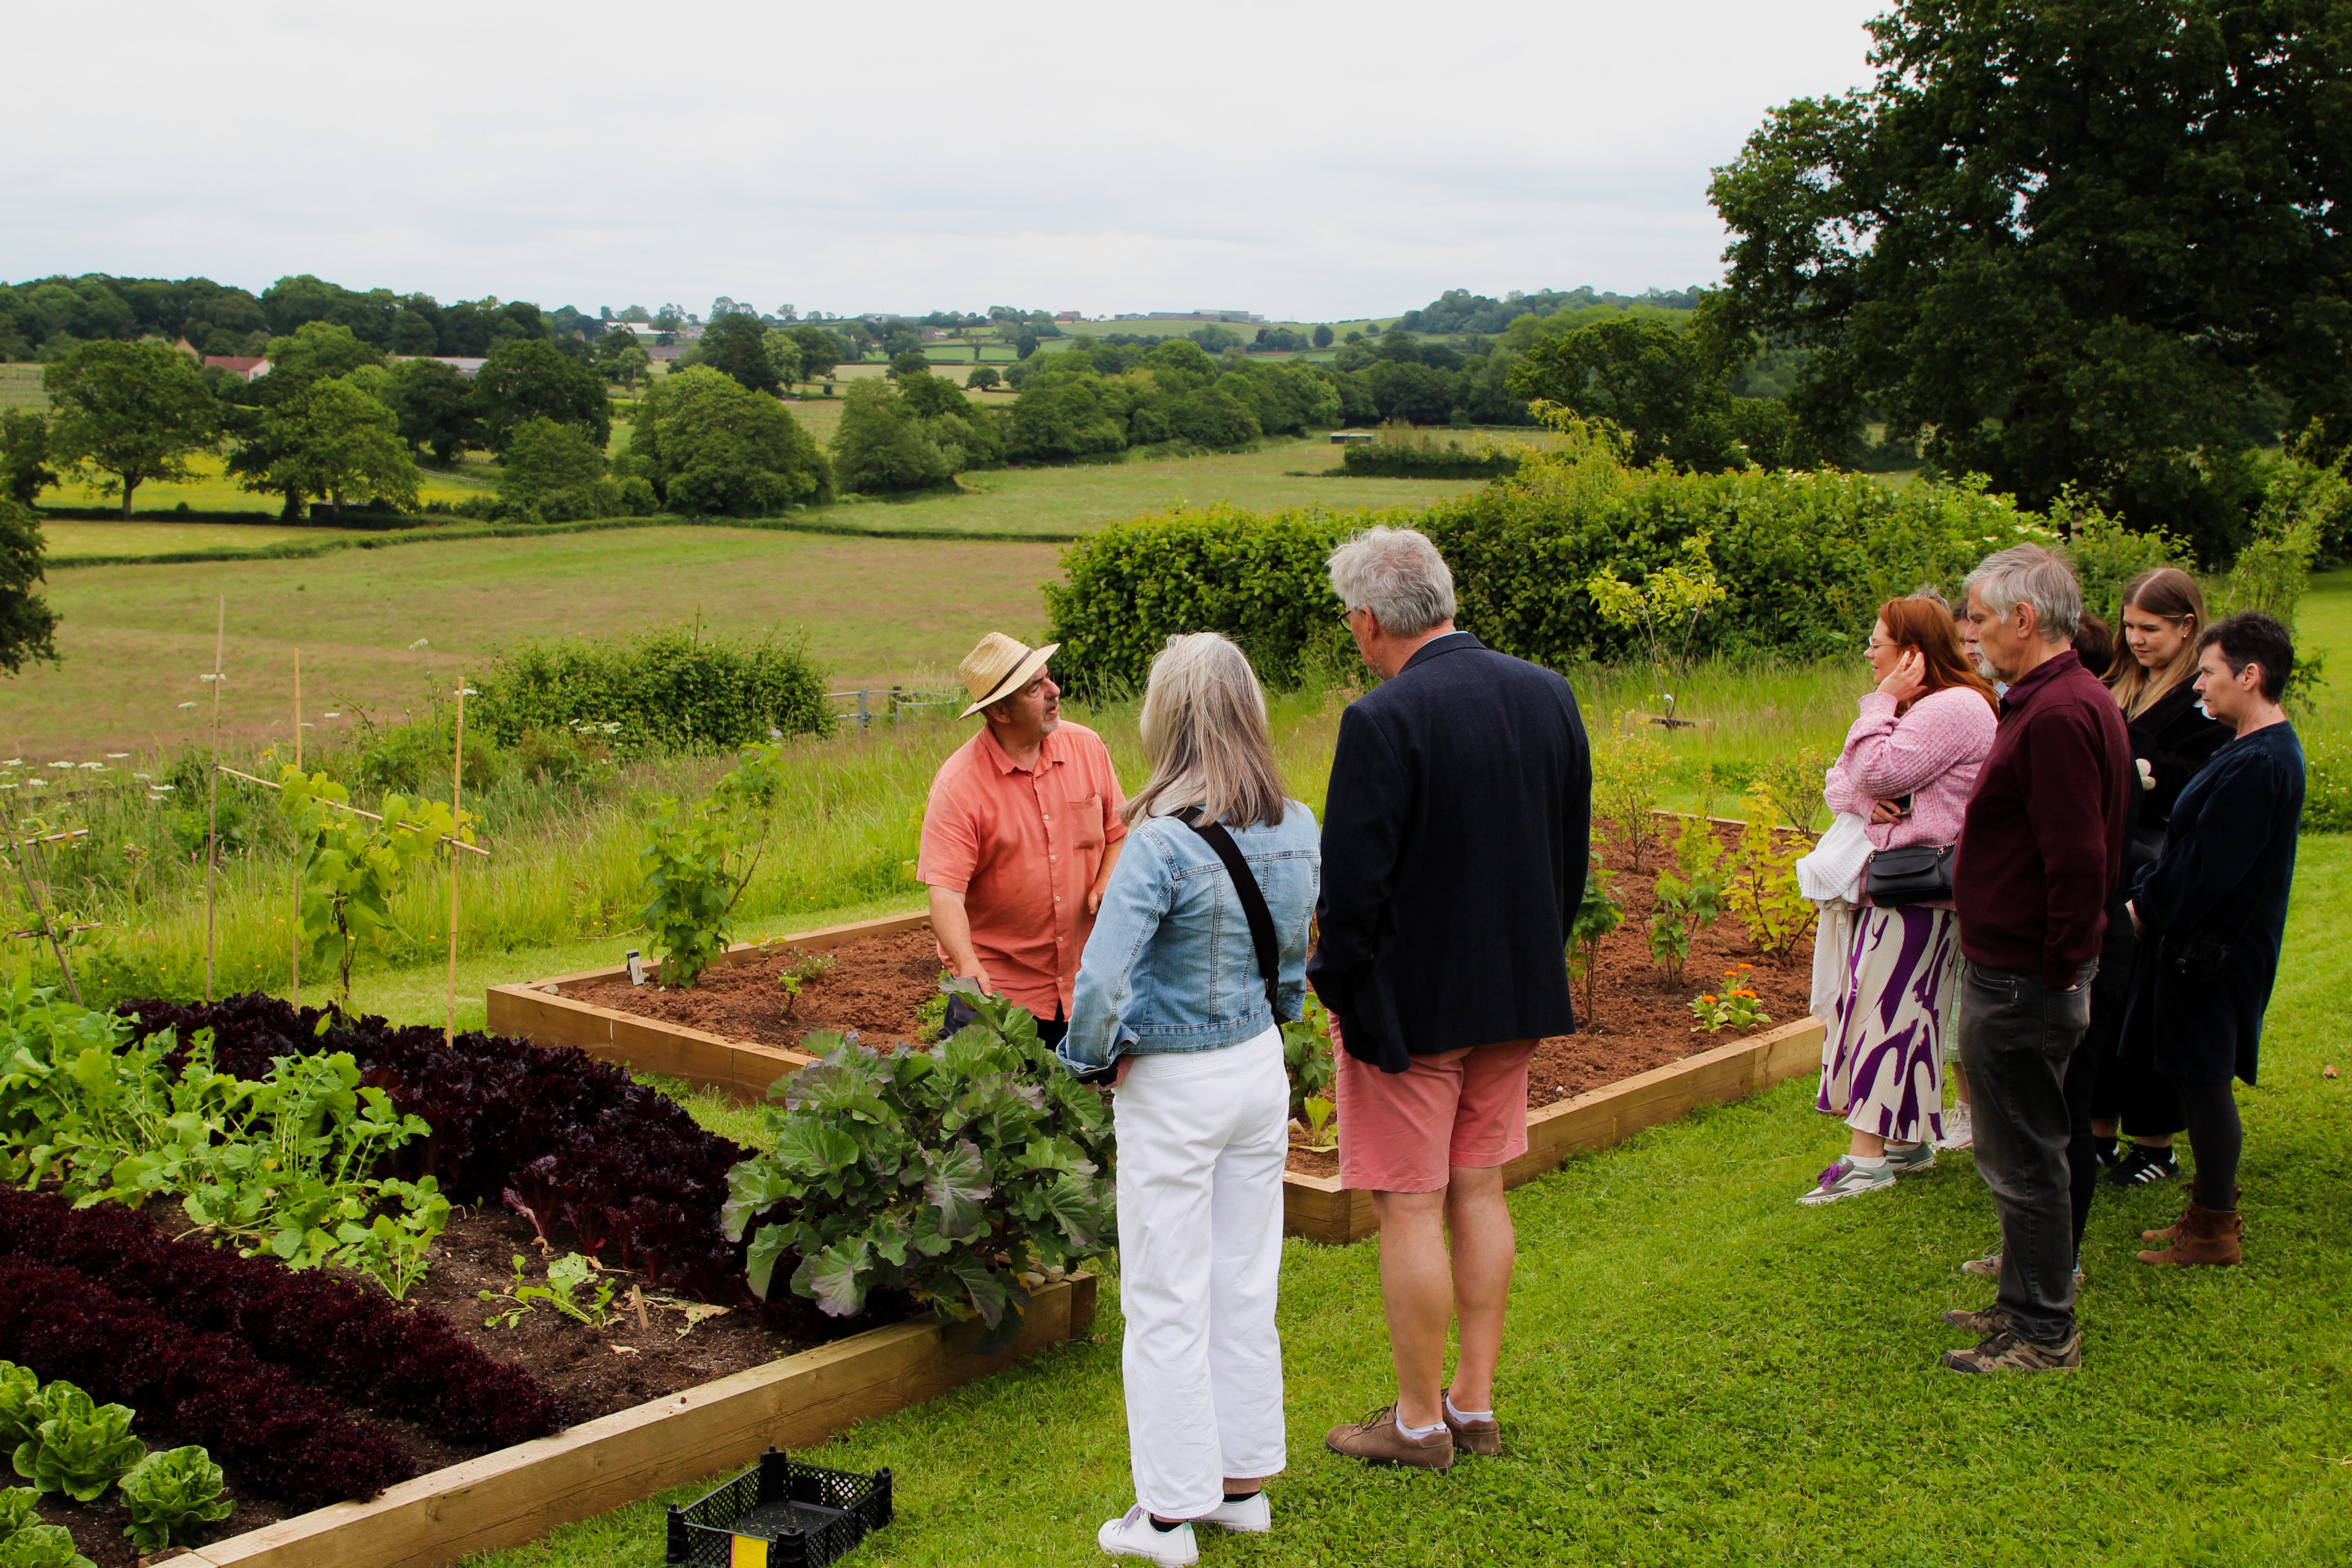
[
  {"x1": 116, "y1": 1445, "x2": 233, "y2": 1552},
  {"x1": 0, "y1": 1484, "x2": 39, "y2": 1534},
  {"x1": 11, "y1": 1382, "x2": 144, "y2": 1503},
  {"x1": 0, "y1": 1367, "x2": 36, "y2": 1452},
  {"x1": 722, "y1": 990, "x2": 1115, "y2": 1354},
  {"x1": 0, "y1": 1520, "x2": 93, "y2": 1568}
]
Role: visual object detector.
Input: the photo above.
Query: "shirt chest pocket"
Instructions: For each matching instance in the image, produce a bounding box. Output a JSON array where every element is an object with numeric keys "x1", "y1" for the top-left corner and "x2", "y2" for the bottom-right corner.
[{"x1": 1068, "y1": 794, "x2": 1106, "y2": 853}]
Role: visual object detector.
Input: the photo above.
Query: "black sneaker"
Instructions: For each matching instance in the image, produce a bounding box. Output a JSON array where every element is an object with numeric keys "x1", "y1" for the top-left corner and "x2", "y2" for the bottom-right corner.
[
  {"x1": 2105, "y1": 1142, "x2": 2181, "y2": 1188},
  {"x1": 2092, "y1": 1135, "x2": 2122, "y2": 1169}
]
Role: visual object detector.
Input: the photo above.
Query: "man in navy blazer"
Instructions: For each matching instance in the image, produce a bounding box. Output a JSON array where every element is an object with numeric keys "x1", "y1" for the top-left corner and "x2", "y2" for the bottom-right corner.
[{"x1": 1311, "y1": 526, "x2": 1590, "y2": 1469}]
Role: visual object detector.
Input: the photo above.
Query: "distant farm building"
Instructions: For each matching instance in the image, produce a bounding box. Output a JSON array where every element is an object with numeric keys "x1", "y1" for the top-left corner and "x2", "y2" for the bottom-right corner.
[
  {"x1": 202, "y1": 356, "x2": 272, "y2": 381},
  {"x1": 389, "y1": 356, "x2": 489, "y2": 377}
]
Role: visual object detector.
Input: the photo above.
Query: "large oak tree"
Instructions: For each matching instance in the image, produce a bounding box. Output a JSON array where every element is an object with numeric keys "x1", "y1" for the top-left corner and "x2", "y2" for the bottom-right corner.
[{"x1": 1708, "y1": 0, "x2": 2350, "y2": 562}]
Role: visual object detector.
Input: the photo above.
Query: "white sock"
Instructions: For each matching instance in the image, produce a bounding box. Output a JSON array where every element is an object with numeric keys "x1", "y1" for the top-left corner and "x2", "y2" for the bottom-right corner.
[
  {"x1": 1396, "y1": 1415, "x2": 1446, "y2": 1441},
  {"x1": 1849, "y1": 1154, "x2": 1889, "y2": 1169},
  {"x1": 1445, "y1": 1393, "x2": 1492, "y2": 1423}
]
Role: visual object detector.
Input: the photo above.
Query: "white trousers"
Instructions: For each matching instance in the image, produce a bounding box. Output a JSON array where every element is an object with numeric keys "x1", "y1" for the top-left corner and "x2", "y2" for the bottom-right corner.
[{"x1": 1112, "y1": 1025, "x2": 1289, "y2": 1519}]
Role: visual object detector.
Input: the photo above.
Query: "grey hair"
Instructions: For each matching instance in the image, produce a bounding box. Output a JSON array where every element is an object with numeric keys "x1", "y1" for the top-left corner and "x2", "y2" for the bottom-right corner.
[
  {"x1": 1964, "y1": 544, "x2": 2081, "y2": 643},
  {"x1": 1124, "y1": 632, "x2": 1290, "y2": 829},
  {"x1": 1327, "y1": 525, "x2": 1456, "y2": 636}
]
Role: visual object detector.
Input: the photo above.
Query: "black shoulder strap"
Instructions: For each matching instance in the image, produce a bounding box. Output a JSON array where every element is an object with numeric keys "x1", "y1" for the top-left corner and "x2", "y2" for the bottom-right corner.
[{"x1": 1180, "y1": 808, "x2": 1280, "y2": 1012}]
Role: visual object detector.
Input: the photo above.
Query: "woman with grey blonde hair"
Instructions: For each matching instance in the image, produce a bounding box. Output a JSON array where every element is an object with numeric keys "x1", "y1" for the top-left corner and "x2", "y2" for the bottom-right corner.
[{"x1": 1062, "y1": 632, "x2": 1319, "y2": 1566}]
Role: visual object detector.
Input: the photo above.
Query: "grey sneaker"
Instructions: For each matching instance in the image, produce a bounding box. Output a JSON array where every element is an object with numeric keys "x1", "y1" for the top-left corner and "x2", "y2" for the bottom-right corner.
[
  {"x1": 1884, "y1": 1141, "x2": 1937, "y2": 1175},
  {"x1": 1940, "y1": 1329, "x2": 2082, "y2": 1373},
  {"x1": 1940, "y1": 1303, "x2": 2012, "y2": 1336},
  {"x1": 1934, "y1": 1103, "x2": 1974, "y2": 1152},
  {"x1": 1959, "y1": 1251, "x2": 2085, "y2": 1287},
  {"x1": 1797, "y1": 1156, "x2": 1895, "y2": 1206}
]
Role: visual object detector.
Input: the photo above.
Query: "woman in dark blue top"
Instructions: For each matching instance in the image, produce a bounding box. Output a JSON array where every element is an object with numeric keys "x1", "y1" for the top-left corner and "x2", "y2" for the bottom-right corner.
[{"x1": 2120, "y1": 614, "x2": 2305, "y2": 1269}]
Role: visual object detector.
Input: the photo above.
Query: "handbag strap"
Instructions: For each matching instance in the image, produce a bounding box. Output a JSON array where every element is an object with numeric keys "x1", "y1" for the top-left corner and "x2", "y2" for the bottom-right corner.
[{"x1": 1179, "y1": 808, "x2": 1280, "y2": 1013}]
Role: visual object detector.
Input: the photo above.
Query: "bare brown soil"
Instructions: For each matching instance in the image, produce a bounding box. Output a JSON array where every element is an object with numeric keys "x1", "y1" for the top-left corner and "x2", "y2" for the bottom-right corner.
[
  {"x1": 1284, "y1": 818, "x2": 1816, "y2": 1176},
  {"x1": 43, "y1": 1204, "x2": 865, "y2": 1567},
  {"x1": 571, "y1": 926, "x2": 945, "y2": 1049}
]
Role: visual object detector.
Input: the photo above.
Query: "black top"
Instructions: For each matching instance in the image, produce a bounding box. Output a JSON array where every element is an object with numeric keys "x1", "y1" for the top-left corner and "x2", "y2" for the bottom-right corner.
[
  {"x1": 2123, "y1": 677, "x2": 2230, "y2": 843},
  {"x1": 1307, "y1": 632, "x2": 1592, "y2": 1073},
  {"x1": 2119, "y1": 722, "x2": 2304, "y2": 1085}
]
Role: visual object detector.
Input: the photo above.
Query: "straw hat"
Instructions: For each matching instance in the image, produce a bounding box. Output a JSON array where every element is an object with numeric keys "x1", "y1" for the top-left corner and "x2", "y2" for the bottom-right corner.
[{"x1": 957, "y1": 632, "x2": 1061, "y2": 718}]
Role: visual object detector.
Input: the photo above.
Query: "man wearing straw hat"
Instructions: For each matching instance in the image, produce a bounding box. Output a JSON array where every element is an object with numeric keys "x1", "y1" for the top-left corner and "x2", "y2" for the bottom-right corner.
[{"x1": 918, "y1": 632, "x2": 1128, "y2": 1044}]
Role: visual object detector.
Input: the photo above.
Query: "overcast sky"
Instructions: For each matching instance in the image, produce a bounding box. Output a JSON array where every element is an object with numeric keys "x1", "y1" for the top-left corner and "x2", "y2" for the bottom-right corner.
[{"x1": 5, "y1": 0, "x2": 1887, "y2": 322}]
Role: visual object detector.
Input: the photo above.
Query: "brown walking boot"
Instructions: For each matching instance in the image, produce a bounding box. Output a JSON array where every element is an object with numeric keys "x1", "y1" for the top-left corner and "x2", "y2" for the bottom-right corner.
[
  {"x1": 2138, "y1": 1201, "x2": 2243, "y2": 1267},
  {"x1": 1325, "y1": 1404, "x2": 1455, "y2": 1470},
  {"x1": 1940, "y1": 1303, "x2": 2013, "y2": 1337},
  {"x1": 1439, "y1": 1388, "x2": 1501, "y2": 1457},
  {"x1": 2143, "y1": 1186, "x2": 2239, "y2": 1244}
]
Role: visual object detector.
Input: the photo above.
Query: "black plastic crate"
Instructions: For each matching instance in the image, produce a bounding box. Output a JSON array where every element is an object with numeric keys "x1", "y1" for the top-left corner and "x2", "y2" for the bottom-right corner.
[{"x1": 667, "y1": 1450, "x2": 892, "y2": 1568}]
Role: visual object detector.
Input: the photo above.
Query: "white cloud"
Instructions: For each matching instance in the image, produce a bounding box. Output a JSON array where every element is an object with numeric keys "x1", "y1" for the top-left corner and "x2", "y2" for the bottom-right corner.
[{"x1": 3, "y1": 0, "x2": 1885, "y2": 318}]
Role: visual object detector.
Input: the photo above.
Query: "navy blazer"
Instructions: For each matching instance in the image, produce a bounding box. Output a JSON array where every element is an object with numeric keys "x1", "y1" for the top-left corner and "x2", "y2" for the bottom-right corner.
[{"x1": 1308, "y1": 632, "x2": 1591, "y2": 1073}]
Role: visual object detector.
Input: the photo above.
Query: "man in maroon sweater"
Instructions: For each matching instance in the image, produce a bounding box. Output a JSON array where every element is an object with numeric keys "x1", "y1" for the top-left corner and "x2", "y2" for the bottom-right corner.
[{"x1": 1944, "y1": 544, "x2": 2132, "y2": 1373}]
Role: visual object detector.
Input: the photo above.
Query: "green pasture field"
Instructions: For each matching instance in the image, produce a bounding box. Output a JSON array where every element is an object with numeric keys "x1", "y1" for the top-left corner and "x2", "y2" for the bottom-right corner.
[
  {"x1": 37, "y1": 450, "x2": 497, "y2": 516},
  {"x1": 0, "y1": 527, "x2": 1067, "y2": 759},
  {"x1": 38, "y1": 519, "x2": 389, "y2": 557},
  {"x1": 0, "y1": 362, "x2": 45, "y2": 410},
  {"x1": 1058, "y1": 317, "x2": 1401, "y2": 340}
]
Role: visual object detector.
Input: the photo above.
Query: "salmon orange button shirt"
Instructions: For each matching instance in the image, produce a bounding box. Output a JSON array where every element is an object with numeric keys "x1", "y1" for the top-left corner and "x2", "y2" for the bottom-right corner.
[{"x1": 916, "y1": 721, "x2": 1127, "y2": 1019}]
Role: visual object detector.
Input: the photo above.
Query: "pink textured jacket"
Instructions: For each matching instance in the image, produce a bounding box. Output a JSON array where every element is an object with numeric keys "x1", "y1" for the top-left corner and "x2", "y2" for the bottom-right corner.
[{"x1": 1825, "y1": 685, "x2": 1999, "y2": 862}]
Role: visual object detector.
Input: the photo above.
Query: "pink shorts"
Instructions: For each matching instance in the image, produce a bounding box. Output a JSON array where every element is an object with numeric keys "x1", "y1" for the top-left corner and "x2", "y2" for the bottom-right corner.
[{"x1": 1332, "y1": 1020, "x2": 1536, "y2": 1194}]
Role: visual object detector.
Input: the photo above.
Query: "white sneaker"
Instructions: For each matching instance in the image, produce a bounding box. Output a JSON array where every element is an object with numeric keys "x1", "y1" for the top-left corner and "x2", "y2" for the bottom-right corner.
[
  {"x1": 1798, "y1": 1156, "x2": 1896, "y2": 1206},
  {"x1": 1195, "y1": 1492, "x2": 1271, "y2": 1533},
  {"x1": 1935, "y1": 1104, "x2": 1974, "y2": 1152},
  {"x1": 1099, "y1": 1505, "x2": 1199, "y2": 1565}
]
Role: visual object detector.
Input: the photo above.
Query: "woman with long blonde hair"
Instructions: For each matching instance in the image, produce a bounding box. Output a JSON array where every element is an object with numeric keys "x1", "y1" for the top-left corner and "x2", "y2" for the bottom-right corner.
[
  {"x1": 2081, "y1": 568, "x2": 2230, "y2": 1192},
  {"x1": 1061, "y1": 633, "x2": 1319, "y2": 1565}
]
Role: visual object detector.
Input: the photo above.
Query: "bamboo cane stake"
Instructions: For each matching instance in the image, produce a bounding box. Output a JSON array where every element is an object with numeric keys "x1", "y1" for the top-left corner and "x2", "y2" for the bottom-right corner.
[
  {"x1": 204, "y1": 595, "x2": 224, "y2": 1004},
  {"x1": 290, "y1": 649, "x2": 301, "y2": 1009},
  {"x1": 213, "y1": 766, "x2": 490, "y2": 855},
  {"x1": 445, "y1": 679, "x2": 466, "y2": 1047}
]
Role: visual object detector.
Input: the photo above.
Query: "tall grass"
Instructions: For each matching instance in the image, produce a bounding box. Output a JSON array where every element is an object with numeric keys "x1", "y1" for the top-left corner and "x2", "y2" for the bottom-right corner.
[{"x1": 14, "y1": 660, "x2": 1859, "y2": 1007}]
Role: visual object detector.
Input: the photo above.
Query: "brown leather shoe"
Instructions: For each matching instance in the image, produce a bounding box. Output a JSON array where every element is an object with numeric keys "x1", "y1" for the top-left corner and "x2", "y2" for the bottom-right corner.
[
  {"x1": 2138, "y1": 1201, "x2": 2243, "y2": 1267},
  {"x1": 1325, "y1": 1404, "x2": 1454, "y2": 1470},
  {"x1": 1440, "y1": 1388, "x2": 1500, "y2": 1457},
  {"x1": 2144, "y1": 1187, "x2": 2239, "y2": 1243}
]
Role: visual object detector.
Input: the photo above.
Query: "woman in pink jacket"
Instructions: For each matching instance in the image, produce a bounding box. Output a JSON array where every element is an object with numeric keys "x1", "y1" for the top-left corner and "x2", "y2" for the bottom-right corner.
[{"x1": 1801, "y1": 597, "x2": 1999, "y2": 1205}]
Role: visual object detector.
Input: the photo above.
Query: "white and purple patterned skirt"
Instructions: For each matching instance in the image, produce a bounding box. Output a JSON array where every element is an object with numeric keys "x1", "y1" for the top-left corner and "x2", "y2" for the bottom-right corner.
[{"x1": 1815, "y1": 903, "x2": 1960, "y2": 1143}]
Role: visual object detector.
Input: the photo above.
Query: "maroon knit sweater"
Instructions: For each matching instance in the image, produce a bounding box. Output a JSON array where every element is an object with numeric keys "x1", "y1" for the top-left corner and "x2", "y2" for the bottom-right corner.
[{"x1": 1954, "y1": 650, "x2": 2133, "y2": 989}]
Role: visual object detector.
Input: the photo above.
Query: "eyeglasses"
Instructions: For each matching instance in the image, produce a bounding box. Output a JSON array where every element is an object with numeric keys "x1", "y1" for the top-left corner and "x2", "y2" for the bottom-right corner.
[
  {"x1": 1866, "y1": 639, "x2": 1898, "y2": 652},
  {"x1": 1338, "y1": 605, "x2": 1361, "y2": 624}
]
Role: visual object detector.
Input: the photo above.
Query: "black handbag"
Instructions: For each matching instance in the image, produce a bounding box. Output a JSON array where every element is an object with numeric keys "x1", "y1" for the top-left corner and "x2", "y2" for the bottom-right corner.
[{"x1": 1865, "y1": 843, "x2": 1955, "y2": 906}]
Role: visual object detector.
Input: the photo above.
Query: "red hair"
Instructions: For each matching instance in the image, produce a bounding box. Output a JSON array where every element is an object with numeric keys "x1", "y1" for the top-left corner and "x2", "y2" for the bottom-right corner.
[{"x1": 1879, "y1": 598, "x2": 1999, "y2": 711}]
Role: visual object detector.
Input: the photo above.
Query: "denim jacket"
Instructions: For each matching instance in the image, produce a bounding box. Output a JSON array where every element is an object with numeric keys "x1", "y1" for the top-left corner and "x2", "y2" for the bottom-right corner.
[{"x1": 1058, "y1": 803, "x2": 1320, "y2": 1082}]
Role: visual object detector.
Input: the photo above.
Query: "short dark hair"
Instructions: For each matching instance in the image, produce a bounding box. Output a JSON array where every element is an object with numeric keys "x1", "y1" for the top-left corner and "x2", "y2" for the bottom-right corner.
[{"x1": 2196, "y1": 612, "x2": 2293, "y2": 702}]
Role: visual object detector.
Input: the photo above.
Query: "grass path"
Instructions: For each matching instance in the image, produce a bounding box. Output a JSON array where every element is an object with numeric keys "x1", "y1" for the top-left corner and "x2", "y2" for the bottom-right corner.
[{"x1": 462, "y1": 837, "x2": 2352, "y2": 1568}]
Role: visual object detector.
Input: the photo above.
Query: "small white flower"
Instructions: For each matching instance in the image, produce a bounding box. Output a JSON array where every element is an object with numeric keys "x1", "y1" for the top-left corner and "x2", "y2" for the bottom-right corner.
[
  {"x1": 200, "y1": 673, "x2": 221, "y2": 682},
  {"x1": 26, "y1": 779, "x2": 47, "y2": 789},
  {"x1": 132, "y1": 773, "x2": 151, "y2": 781},
  {"x1": 152, "y1": 784, "x2": 175, "y2": 793},
  {"x1": 106, "y1": 753, "x2": 128, "y2": 759},
  {"x1": 177, "y1": 701, "x2": 196, "y2": 710},
  {"x1": 408, "y1": 639, "x2": 430, "y2": 650},
  {"x1": 324, "y1": 711, "x2": 340, "y2": 719},
  {"x1": 0, "y1": 759, "x2": 17, "y2": 766}
]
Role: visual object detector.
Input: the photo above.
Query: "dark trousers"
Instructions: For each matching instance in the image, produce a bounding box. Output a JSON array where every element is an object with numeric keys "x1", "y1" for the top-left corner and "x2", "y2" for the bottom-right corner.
[
  {"x1": 1957, "y1": 959, "x2": 2097, "y2": 1346},
  {"x1": 942, "y1": 993, "x2": 1068, "y2": 1048}
]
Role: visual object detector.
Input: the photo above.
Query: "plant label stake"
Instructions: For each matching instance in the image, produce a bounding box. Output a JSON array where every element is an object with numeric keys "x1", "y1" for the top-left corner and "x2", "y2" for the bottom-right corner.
[
  {"x1": 627, "y1": 949, "x2": 645, "y2": 986},
  {"x1": 291, "y1": 647, "x2": 301, "y2": 1009},
  {"x1": 446, "y1": 678, "x2": 469, "y2": 1047},
  {"x1": 205, "y1": 593, "x2": 224, "y2": 1004}
]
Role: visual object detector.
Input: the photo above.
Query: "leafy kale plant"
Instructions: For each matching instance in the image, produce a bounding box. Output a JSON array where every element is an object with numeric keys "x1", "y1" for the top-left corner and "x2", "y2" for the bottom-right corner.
[
  {"x1": 722, "y1": 991, "x2": 1115, "y2": 1354},
  {"x1": 117, "y1": 1446, "x2": 233, "y2": 1553},
  {"x1": 11, "y1": 1382, "x2": 143, "y2": 1503}
]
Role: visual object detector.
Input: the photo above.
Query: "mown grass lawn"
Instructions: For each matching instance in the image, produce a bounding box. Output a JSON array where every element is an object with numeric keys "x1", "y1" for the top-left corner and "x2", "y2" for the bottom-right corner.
[{"x1": 463, "y1": 837, "x2": 2352, "y2": 1568}]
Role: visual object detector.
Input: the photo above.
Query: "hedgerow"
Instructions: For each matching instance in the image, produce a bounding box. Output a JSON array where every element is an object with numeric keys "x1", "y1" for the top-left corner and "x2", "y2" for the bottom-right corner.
[
  {"x1": 466, "y1": 625, "x2": 831, "y2": 756},
  {"x1": 1044, "y1": 425, "x2": 2048, "y2": 696}
]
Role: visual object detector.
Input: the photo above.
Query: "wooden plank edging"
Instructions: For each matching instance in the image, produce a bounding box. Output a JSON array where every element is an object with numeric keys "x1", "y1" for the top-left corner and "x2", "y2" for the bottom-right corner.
[
  {"x1": 149, "y1": 1274, "x2": 1096, "y2": 1568},
  {"x1": 485, "y1": 910, "x2": 930, "y2": 1098},
  {"x1": 1280, "y1": 1014, "x2": 1826, "y2": 1245}
]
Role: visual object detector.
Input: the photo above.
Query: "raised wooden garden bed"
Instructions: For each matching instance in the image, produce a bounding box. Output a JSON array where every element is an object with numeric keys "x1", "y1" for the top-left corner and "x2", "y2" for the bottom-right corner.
[
  {"x1": 485, "y1": 912, "x2": 931, "y2": 1099},
  {"x1": 149, "y1": 1273, "x2": 1095, "y2": 1568},
  {"x1": 1280, "y1": 1014, "x2": 1825, "y2": 1244}
]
